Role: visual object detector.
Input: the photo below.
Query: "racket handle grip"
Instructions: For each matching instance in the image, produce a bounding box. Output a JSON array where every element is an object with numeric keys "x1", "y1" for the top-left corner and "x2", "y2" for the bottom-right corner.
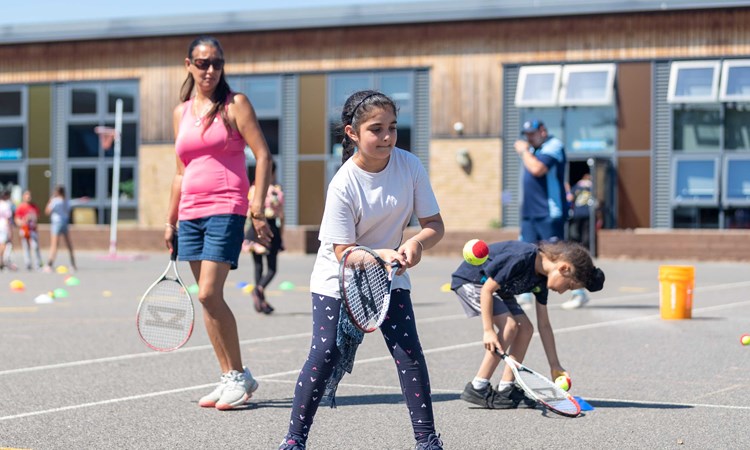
[{"x1": 171, "y1": 233, "x2": 179, "y2": 261}]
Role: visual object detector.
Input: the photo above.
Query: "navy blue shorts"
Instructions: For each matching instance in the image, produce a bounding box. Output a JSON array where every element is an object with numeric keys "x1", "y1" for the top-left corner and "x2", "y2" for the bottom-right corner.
[{"x1": 178, "y1": 214, "x2": 246, "y2": 270}]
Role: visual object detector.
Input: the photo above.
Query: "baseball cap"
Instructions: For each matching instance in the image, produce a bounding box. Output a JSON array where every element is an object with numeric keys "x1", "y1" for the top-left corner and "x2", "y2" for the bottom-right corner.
[{"x1": 520, "y1": 119, "x2": 544, "y2": 134}]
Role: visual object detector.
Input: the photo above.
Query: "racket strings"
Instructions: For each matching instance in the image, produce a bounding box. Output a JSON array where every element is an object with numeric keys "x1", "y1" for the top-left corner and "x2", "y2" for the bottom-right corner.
[
  {"x1": 343, "y1": 253, "x2": 390, "y2": 330},
  {"x1": 137, "y1": 279, "x2": 193, "y2": 350},
  {"x1": 516, "y1": 370, "x2": 579, "y2": 415}
]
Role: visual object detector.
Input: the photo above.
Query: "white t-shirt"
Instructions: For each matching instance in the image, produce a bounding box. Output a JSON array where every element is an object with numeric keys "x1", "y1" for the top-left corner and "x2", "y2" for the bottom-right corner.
[
  {"x1": 0, "y1": 199, "x2": 11, "y2": 234},
  {"x1": 310, "y1": 147, "x2": 440, "y2": 297}
]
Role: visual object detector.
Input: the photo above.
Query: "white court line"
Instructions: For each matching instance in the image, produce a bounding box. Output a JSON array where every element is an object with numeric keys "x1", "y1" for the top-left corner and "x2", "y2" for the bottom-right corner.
[
  {"x1": 3, "y1": 297, "x2": 750, "y2": 422},
  {"x1": 4, "y1": 278, "x2": 747, "y2": 378},
  {"x1": 0, "y1": 332, "x2": 310, "y2": 376},
  {"x1": 260, "y1": 379, "x2": 750, "y2": 410},
  {"x1": 2, "y1": 293, "x2": 749, "y2": 422}
]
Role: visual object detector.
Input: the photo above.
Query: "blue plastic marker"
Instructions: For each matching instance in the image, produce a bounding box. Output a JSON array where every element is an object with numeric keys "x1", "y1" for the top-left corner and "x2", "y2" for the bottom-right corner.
[{"x1": 574, "y1": 396, "x2": 594, "y2": 411}]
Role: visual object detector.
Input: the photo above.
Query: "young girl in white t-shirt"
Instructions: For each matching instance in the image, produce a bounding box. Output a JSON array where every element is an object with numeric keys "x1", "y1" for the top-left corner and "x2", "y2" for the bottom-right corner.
[{"x1": 278, "y1": 91, "x2": 445, "y2": 450}]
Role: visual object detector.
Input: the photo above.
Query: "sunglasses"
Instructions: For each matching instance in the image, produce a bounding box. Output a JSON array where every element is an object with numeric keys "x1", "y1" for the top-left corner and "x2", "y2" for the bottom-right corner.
[{"x1": 192, "y1": 58, "x2": 225, "y2": 71}]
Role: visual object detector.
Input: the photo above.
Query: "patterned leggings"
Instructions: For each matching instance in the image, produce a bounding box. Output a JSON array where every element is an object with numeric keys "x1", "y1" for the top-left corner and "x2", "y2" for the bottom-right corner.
[{"x1": 286, "y1": 290, "x2": 435, "y2": 443}]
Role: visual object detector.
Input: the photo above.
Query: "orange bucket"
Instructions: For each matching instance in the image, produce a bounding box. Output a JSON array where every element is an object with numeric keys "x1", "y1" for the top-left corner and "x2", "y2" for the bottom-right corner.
[{"x1": 658, "y1": 265, "x2": 694, "y2": 320}]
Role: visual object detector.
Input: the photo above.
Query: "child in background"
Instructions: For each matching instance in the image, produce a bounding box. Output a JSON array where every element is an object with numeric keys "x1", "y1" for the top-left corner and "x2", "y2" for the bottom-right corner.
[
  {"x1": 14, "y1": 190, "x2": 43, "y2": 271},
  {"x1": 246, "y1": 161, "x2": 284, "y2": 314},
  {"x1": 0, "y1": 189, "x2": 13, "y2": 271},
  {"x1": 45, "y1": 185, "x2": 77, "y2": 272},
  {"x1": 450, "y1": 240, "x2": 604, "y2": 409}
]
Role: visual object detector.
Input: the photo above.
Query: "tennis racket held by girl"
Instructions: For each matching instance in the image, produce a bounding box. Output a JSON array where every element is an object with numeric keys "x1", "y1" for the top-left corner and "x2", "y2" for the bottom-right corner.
[
  {"x1": 339, "y1": 246, "x2": 400, "y2": 333},
  {"x1": 136, "y1": 233, "x2": 194, "y2": 351},
  {"x1": 495, "y1": 350, "x2": 581, "y2": 417}
]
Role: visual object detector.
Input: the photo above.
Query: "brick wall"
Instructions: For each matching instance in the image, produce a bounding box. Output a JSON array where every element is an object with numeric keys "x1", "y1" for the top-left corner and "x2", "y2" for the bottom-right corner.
[
  {"x1": 430, "y1": 138, "x2": 502, "y2": 230},
  {"x1": 598, "y1": 229, "x2": 750, "y2": 261},
  {"x1": 27, "y1": 225, "x2": 750, "y2": 262}
]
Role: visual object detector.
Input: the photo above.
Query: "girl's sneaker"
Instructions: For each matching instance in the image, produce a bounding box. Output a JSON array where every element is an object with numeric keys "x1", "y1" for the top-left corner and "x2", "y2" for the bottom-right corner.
[
  {"x1": 415, "y1": 433, "x2": 443, "y2": 450},
  {"x1": 278, "y1": 434, "x2": 306, "y2": 450}
]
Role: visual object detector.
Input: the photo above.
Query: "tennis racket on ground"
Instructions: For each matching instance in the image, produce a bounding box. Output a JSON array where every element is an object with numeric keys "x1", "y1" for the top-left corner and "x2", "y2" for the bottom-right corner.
[
  {"x1": 339, "y1": 246, "x2": 400, "y2": 333},
  {"x1": 136, "y1": 233, "x2": 194, "y2": 351},
  {"x1": 496, "y1": 350, "x2": 581, "y2": 417}
]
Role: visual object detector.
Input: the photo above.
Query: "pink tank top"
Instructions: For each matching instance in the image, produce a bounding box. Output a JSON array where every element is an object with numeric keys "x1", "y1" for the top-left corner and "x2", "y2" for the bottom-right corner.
[{"x1": 175, "y1": 97, "x2": 250, "y2": 220}]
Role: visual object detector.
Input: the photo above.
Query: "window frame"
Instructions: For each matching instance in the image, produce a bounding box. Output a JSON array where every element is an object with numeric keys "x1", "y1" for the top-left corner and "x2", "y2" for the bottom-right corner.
[
  {"x1": 668, "y1": 60, "x2": 721, "y2": 104},
  {"x1": 0, "y1": 85, "x2": 28, "y2": 161},
  {"x1": 722, "y1": 154, "x2": 750, "y2": 206},
  {"x1": 64, "y1": 81, "x2": 139, "y2": 224},
  {"x1": 719, "y1": 59, "x2": 750, "y2": 103},
  {"x1": 515, "y1": 65, "x2": 562, "y2": 107},
  {"x1": 671, "y1": 155, "x2": 721, "y2": 206},
  {"x1": 559, "y1": 63, "x2": 616, "y2": 106}
]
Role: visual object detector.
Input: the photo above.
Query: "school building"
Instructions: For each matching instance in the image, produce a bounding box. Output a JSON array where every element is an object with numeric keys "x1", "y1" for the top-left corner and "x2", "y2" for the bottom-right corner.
[{"x1": 1, "y1": 0, "x2": 749, "y2": 259}]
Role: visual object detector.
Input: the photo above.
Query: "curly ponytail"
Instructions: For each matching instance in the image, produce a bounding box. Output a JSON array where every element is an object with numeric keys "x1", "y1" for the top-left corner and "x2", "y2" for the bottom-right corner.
[{"x1": 538, "y1": 241, "x2": 605, "y2": 292}]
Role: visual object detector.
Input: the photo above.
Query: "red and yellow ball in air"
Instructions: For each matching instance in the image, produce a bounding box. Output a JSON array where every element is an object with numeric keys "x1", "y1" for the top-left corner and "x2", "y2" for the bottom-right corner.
[{"x1": 463, "y1": 239, "x2": 489, "y2": 265}]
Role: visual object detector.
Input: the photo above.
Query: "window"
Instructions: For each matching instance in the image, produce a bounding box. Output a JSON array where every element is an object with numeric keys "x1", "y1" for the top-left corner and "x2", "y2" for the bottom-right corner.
[
  {"x1": 672, "y1": 157, "x2": 719, "y2": 205},
  {"x1": 520, "y1": 106, "x2": 616, "y2": 154},
  {"x1": 668, "y1": 61, "x2": 720, "y2": 104},
  {"x1": 720, "y1": 59, "x2": 750, "y2": 102},
  {"x1": 565, "y1": 107, "x2": 617, "y2": 153},
  {"x1": 0, "y1": 86, "x2": 26, "y2": 161},
  {"x1": 515, "y1": 66, "x2": 561, "y2": 107},
  {"x1": 517, "y1": 64, "x2": 617, "y2": 154},
  {"x1": 327, "y1": 71, "x2": 414, "y2": 155},
  {"x1": 559, "y1": 64, "x2": 616, "y2": 106},
  {"x1": 672, "y1": 106, "x2": 721, "y2": 152},
  {"x1": 227, "y1": 75, "x2": 283, "y2": 184},
  {"x1": 725, "y1": 104, "x2": 750, "y2": 151},
  {"x1": 65, "y1": 81, "x2": 139, "y2": 224},
  {"x1": 723, "y1": 156, "x2": 750, "y2": 205},
  {"x1": 0, "y1": 91, "x2": 22, "y2": 117}
]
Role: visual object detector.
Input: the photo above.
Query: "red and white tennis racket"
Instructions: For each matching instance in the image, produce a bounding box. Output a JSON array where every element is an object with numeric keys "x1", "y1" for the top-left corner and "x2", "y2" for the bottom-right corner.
[
  {"x1": 496, "y1": 350, "x2": 581, "y2": 417},
  {"x1": 339, "y1": 246, "x2": 400, "y2": 333},
  {"x1": 136, "y1": 234, "x2": 194, "y2": 351}
]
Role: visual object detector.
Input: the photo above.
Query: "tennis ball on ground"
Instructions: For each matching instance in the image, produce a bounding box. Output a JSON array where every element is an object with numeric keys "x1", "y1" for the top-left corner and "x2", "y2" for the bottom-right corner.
[
  {"x1": 463, "y1": 239, "x2": 489, "y2": 265},
  {"x1": 741, "y1": 334, "x2": 750, "y2": 346},
  {"x1": 555, "y1": 375, "x2": 572, "y2": 391}
]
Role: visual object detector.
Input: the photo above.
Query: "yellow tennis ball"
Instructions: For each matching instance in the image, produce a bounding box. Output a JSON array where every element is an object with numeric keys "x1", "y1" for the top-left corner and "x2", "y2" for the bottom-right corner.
[
  {"x1": 741, "y1": 334, "x2": 750, "y2": 346},
  {"x1": 463, "y1": 239, "x2": 489, "y2": 265},
  {"x1": 555, "y1": 375, "x2": 571, "y2": 391}
]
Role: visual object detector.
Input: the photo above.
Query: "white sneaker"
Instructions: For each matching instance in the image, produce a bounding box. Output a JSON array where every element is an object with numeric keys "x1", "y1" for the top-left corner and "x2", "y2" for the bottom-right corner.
[
  {"x1": 198, "y1": 373, "x2": 230, "y2": 408},
  {"x1": 516, "y1": 292, "x2": 534, "y2": 311},
  {"x1": 561, "y1": 290, "x2": 590, "y2": 310},
  {"x1": 215, "y1": 366, "x2": 259, "y2": 410}
]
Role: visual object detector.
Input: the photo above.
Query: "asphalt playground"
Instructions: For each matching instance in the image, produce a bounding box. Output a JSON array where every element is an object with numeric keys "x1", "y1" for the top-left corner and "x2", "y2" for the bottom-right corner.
[{"x1": 1, "y1": 249, "x2": 749, "y2": 449}]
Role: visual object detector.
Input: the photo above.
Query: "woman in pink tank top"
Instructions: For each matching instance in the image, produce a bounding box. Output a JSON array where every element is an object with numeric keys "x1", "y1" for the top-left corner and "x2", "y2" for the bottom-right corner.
[{"x1": 164, "y1": 36, "x2": 273, "y2": 411}]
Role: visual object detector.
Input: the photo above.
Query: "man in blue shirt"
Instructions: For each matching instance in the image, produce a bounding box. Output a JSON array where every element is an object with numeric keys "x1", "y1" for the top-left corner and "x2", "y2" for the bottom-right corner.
[{"x1": 513, "y1": 119, "x2": 588, "y2": 309}]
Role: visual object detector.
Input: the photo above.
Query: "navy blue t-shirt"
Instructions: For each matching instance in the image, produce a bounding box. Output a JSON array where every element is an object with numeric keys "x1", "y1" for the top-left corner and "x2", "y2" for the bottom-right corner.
[
  {"x1": 451, "y1": 241, "x2": 548, "y2": 304},
  {"x1": 521, "y1": 136, "x2": 567, "y2": 220}
]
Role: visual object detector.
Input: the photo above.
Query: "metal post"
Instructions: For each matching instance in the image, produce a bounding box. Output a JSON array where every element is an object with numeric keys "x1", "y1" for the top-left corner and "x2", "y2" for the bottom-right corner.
[
  {"x1": 109, "y1": 98, "x2": 123, "y2": 256},
  {"x1": 587, "y1": 158, "x2": 597, "y2": 256}
]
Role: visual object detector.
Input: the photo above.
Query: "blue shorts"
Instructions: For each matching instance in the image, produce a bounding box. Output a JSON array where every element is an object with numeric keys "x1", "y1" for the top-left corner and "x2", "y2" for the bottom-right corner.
[
  {"x1": 178, "y1": 214, "x2": 246, "y2": 270},
  {"x1": 51, "y1": 221, "x2": 69, "y2": 235},
  {"x1": 520, "y1": 217, "x2": 565, "y2": 243}
]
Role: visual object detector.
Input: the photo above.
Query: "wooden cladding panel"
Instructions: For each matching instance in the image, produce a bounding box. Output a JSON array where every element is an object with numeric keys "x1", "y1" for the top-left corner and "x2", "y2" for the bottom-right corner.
[
  {"x1": 617, "y1": 156, "x2": 651, "y2": 229},
  {"x1": 298, "y1": 74, "x2": 326, "y2": 156},
  {"x1": 0, "y1": 9, "x2": 749, "y2": 141},
  {"x1": 617, "y1": 62, "x2": 652, "y2": 151}
]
